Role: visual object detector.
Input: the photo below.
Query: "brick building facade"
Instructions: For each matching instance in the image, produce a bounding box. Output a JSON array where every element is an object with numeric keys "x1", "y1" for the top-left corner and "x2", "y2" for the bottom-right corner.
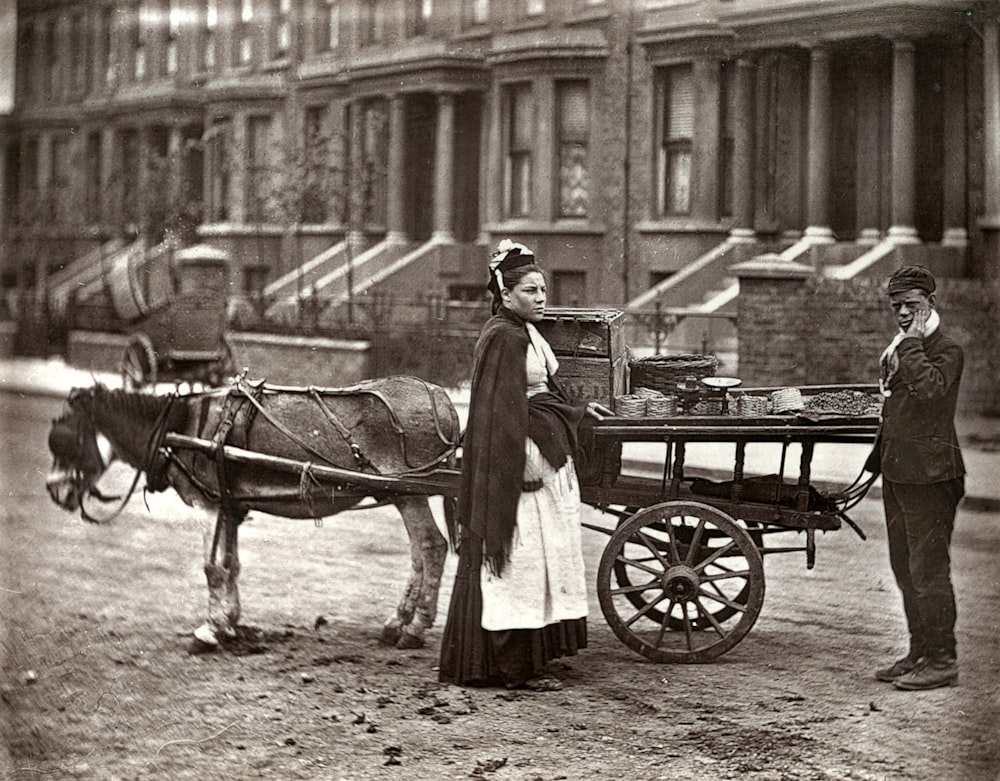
[{"x1": 1, "y1": 1, "x2": 998, "y2": 329}]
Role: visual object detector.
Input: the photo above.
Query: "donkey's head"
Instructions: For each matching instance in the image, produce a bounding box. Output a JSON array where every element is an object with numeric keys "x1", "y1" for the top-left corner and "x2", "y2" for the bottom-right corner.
[{"x1": 46, "y1": 388, "x2": 116, "y2": 513}]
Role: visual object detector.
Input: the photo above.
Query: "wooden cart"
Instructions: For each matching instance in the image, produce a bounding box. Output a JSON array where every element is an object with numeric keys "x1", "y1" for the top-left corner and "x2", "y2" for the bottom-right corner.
[
  {"x1": 108, "y1": 243, "x2": 234, "y2": 388},
  {"x1": 578, "y1": 398, "x2": 879, "y2": 664}
]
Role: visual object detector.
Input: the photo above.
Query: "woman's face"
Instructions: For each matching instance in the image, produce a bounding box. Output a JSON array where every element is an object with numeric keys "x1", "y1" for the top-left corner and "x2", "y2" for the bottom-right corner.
[{"x1": 502, "y1": 271, "x2": 547, "y2": 322}]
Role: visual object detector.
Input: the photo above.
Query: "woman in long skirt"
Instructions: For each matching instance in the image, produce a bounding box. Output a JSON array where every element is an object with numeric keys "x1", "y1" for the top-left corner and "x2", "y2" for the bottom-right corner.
[{"x1": 438, "y1": 240, "x2": 605, "y2": 691}]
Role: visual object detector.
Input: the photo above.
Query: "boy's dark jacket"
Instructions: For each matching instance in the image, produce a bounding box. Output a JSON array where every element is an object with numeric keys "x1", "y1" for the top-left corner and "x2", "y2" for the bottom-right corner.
[
  {"x1": 449, "y1": 307, "x2": 584, "y2": 575},
  {"x1": 867, "y1": 328, "x2": 965, "y2": 484}
]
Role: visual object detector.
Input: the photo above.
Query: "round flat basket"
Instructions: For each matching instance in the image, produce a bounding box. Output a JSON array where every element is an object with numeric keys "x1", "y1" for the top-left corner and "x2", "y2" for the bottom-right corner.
[
  {"x1": 629, "y1": 354, "x2": 718, "y2": 395},
  {"x1": 645, "y1": 395, "x2": 678, "y2": 417},
  {"x1": 615, "y1": 395, "x2": 647, "y2": 418}
]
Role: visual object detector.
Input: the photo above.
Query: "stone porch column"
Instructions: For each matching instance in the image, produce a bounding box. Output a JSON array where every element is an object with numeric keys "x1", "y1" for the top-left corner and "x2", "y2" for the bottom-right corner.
[
  {"x1": 347, "y1": 101, "x2": 366, "y2": 247},
  {"x1": 888, "y1": 39, "x2": 919, "y2": 243},
  {"x1": 941, "y1": 44, "x2": 968, "y2": 248},
  {"x1": 101, "y1": 128, "x2": 116, "y2": 226},
  {"x1": 854, "y1": 49, "x2": 885, "y2": 245},
  {"x1": 229, "y1": 116, "x2": 246, "y2": 225},
  {"x1": 432, "y1": 91, "x2": 456, "y2": 244},
  {"x1": 805, "y1": 46, "x2": 834, "y2": 243},
  {"x1": 692, "y1": 57, "x2": 721, "y2": 222},
  {"x1": 981, "y1": 17, "x2": 1000, "y2": 276},
  {"x1": 730, "y1": 57, "x2": 756, "y2": 242},
  {"x1": 385, "y1": 95, "x2": 407, "y2": 245}
]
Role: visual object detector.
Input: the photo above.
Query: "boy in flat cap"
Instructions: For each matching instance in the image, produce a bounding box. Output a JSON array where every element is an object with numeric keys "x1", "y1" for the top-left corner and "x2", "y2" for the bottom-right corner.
[{"x1": 866, "y1": 265, "x2": 965, "y2": 690}]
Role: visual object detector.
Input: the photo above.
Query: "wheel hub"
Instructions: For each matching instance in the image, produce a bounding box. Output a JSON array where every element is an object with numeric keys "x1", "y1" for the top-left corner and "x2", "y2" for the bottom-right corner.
[{"x1": 662, "y1": 565, "x2": 699, "y2": 601}]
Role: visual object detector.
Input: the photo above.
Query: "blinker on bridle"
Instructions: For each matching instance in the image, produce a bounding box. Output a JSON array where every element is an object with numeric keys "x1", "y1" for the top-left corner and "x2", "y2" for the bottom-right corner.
[{"x1": 49, "y1": 409, "x2": 125, "y2": 523}]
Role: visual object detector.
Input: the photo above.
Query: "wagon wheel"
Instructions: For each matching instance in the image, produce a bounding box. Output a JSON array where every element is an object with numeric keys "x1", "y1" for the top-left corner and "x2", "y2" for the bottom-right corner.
[
  {"x1": 121, "y1": 333, "x2": 157, "y2": 390},
  {"x1": 598, "y1": 501, "x2": 765, "y2": 663},
  {"x1": 613, "y1": 519, "x2": 764, "y2": 630}
]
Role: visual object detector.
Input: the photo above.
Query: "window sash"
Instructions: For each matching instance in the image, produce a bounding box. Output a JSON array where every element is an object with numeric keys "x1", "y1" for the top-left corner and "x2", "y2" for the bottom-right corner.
[
  {"x1": 658, "y1": 66, "x2": 694, "y2": 216},
  {"x1": 505, "y1": 84, "x2": 534, "y2": 217},
  {"x1": 557, "y1": 81, "x2": 589, "y2": 217}
]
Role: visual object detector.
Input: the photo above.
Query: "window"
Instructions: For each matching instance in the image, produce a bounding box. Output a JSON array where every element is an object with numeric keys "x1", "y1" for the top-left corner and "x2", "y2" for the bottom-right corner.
[
  {"x1": 237, "y1": 0, "x2": 254, "y2": 65},
  {"x1": 133, "y1": 2, "x2": 148, "y2": 80},
  {"x1": 657, "y1": 65, "x2": 694, "y2": 216},
  {"x1": 85, "y1": 132, "x2": 103, "y2": 223},
  {"x1": 18, "y1": 138, "x2": 40, "y2": 223},
  {"x1": 44, "y1": 19, "x2": 58, "y2": 99},
  {"x1": 68, "y1": 14, "x2": 85, "y2": 96},
  {"x1": 203, "y1": 0, "x2": 217, "y2": 70},
  {"x1": 167, "y1": 1, "x2": 182, "y2": 75},
  {"x1": 719, "y1": 60, "x2": 736, "y2": 219},
  {"x1": 317, "y1": 0, "x2": 340, "y2": 51},
  {"x1": 359, "y1": 0, "x2": 383, "y2": 46},
  {"x1": 120, "y1": 129, "x2": 141, "y2": 226},
  {"x1": 360, "y1": 101, "x2": 388, "y2": 225},
  {"x1": 552, "y1": 271, "x2": 586, "y2": 306},
  {"x1": 207, "y1": 118, "x2": 231, "y2": 221},
  {"x1": 50, "y1": 136, "x2": 73, "y2": 223},
  {"x1": 504, "y1": 83, "x2": 534, "y2": 218},
  {"x1": 98, "y1": 8, "x2": 114, "y2": 86},
  {"x1": 407, "y1": 0, "x2": 432, "y2": 37},
  {"x1": 17, "y1": 24, "x2": 34, "y2": 102},
  {"x1": 247, "y1": 115, "x2": 273, "y2": 223},
  {"x1": 302, "y1": 106, "x2": 332, "y2": 222},
  {"x1": 556, "y1": 81, "x2": 590, "y2": 218},
  {"x1": 272, "y1": 0, "x2": 291, "y2": 58},
  {"x1": 464, "y1": 0, "x2": 489, "y2": 27}
]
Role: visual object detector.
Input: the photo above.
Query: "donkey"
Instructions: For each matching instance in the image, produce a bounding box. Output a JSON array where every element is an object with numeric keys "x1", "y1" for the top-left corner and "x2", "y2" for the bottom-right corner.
[{"x1": 45, "y1": 377, "x2": 461, "y2": 653}]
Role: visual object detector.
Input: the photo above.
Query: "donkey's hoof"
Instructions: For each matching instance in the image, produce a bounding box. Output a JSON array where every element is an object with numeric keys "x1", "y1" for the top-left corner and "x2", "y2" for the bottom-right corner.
[
  {"x1": 380, "y1": 625, "x2": 403, "y2": 646},
  {"x1": 188, "y1": 623, "x2": 220, "y2": 654},
  {"x1": 395, "y1": 631, "x2": 425, "y2": 650}
]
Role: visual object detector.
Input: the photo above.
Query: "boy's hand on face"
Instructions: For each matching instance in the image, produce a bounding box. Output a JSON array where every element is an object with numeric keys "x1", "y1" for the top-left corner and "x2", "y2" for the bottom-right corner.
[{"x1": 904, "y1": 307, "x2": 929, "y2": 338}]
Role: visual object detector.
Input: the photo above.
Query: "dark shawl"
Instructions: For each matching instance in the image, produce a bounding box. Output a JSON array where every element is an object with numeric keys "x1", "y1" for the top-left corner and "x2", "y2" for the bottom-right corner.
[{"x1": 450, "y1": 307, "x2": 584, "y2": 575}]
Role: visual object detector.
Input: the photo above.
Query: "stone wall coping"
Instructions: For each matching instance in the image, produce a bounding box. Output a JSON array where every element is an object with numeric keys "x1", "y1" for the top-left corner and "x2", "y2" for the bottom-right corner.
[
  {"x1": 731, "y1": 254, "x2": 814, "y2": 279},
  {"x1": 231, "y1": 331, "x2": 370, "y2": 352}
]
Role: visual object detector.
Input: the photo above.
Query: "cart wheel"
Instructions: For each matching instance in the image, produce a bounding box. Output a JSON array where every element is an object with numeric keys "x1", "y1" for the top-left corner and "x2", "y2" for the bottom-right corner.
[
  {"x1": 613, "y1": 521, "x2": 764, "y2": 630},
  {"x1": 121, "y1": 334, "x2": 157, "y2": 390},
  {"x1": 598, "y1": 501, "x2": 764, "y2": 664}
]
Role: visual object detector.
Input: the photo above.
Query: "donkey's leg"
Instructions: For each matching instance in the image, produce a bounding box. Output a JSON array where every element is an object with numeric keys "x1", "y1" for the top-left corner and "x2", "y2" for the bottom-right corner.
[
  {"x1": 191, "y1": 509, "x2": 242, "y2": 653},
  {"x1": 381, "y1": 497, "x2": 448, "y2": 649}
]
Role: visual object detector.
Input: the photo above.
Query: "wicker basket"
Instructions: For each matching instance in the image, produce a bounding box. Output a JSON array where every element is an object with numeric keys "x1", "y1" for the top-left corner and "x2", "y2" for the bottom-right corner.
[
  {"x1": 646, "y1": 395, "x2": 678, "y2": 417},
  {"x1": 615, "y1": 394, "x2": 647, "y2": 418},
  {"x1": 629, "y1": 354, "x2": 718, "y2": 395}
]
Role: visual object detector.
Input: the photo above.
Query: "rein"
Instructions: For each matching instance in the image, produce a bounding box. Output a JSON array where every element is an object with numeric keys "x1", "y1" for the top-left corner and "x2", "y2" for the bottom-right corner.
[{"x1": 78, "y1": 392, "x2": 181, "y2": 524}]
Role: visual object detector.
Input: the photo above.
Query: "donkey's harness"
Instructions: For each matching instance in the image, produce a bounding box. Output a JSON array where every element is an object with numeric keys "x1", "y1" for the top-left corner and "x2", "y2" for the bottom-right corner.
[{"x1": 148, "y1": 375, "x2": 457, "y2": 507}]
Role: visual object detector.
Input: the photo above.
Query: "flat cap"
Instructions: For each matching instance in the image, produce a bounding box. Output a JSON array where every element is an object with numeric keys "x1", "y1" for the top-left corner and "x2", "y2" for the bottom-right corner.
[{"x1": 887, "y1": 265, "x2": 936, "y2": 295}]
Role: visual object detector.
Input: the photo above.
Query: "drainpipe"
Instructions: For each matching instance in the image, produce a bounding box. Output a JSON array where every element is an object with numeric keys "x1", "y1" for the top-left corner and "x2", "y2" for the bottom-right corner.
[{"x1": 621, "y1": 3, "x2": 635, "y2": 303}]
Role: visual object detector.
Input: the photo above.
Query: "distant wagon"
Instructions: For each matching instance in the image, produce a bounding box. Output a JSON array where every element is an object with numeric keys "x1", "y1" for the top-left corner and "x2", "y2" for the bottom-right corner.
[{"x1": 106, "y1": 243, "x2": 235, "y2": 389}]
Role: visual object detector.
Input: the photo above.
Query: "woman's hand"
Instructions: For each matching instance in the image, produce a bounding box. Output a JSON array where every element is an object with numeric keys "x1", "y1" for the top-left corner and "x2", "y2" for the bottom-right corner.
[{"x1": 585, "y1": 402, "x2": 614, "y2": 420}]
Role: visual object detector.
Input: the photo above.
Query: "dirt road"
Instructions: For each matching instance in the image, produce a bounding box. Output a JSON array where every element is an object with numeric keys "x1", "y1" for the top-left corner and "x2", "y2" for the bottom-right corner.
[{"x1": 3, "y1": 394, "x2": 999, "y2": 780}]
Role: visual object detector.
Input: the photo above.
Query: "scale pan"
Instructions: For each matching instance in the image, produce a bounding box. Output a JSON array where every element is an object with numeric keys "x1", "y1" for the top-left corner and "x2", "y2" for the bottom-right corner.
[{"x1": 702, "y1": 376, "x2": 742, "y2": 389}]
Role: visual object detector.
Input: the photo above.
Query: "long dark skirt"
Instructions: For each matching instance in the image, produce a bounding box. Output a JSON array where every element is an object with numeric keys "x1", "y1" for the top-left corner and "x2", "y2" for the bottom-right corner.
[{"x1": 438, "y1": 538, "x2": 587, "y2": 687}]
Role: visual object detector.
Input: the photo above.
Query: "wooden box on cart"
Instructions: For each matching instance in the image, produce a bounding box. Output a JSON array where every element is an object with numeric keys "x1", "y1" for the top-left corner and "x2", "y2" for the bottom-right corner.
[{"x1": 535, "y1": 308, "x2": 627, "y2": 407}]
